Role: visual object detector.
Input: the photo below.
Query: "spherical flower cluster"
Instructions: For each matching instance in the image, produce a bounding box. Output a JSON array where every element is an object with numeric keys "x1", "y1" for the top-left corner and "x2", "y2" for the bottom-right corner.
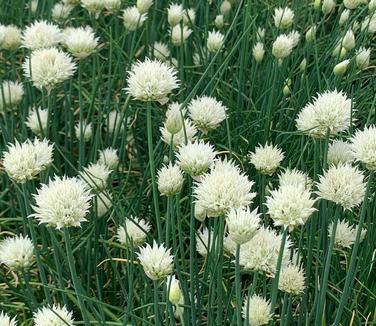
[
  {"x1": 344, "y1": 0, "x2": 364, "y2": 9},
  {"x1": 52, "y1": 2, "x2": 74, "y2": 21},
  {"x1": 31, "y1": 176, "x2": 93, "y2": 229},
  {"x1": 327, "y1": 140, "x2": 353, "y2": 165},
  {"x1": 98, "y1": 148, "x2": 119, "y2": 169},
  {"x1": 278, "y1": 265, "x2": 306, "y2": 296},
  {"x1": 183, "y1": 8, "x2": 196, "y2": 25},
  {"x1": 339, "y1": 10, "x2": 350, "y2": 26},
  {"x1": 317, "y1": 164, "x2": 366, "y2": 209},
  {"x1": 266, "y1": 185, "x2": 316, "y2": 230},
  {"x1": 157, "y1": 163, "x2": 184, "y2": 196},
  {"x1": 176, "y1": 140, "x2": 216, "y2": 177},
  {"x1": 161, "y1": 118, "x2": 197, "y2": 148},
  {"x1": 122, "y1": 6, "x2": 147, "y2": 31},
  {"x1": 322, "y1": 0, "x2": 336, "y2": 15},
  {"x1": 350, "y1": 125, "x2": 376, "y2": 171},
  {"x1": 239, "y1": 227, "x2": 291, "y2": 274},
  {"x1": 104, "y1": 0, "x2": 122, "y2": 12},
  {"x1": 0, "y1": 24, "x2": 22, "y2": 50},
  {"x1": 75, "y1": 120, "x2": 93, "y2": 142},
  {"x1": 341, "y1": 29, "x2": 355, "y2": 51},
  {"x1": 333, "y1": 60, "x2": 350, "y2": 76},
  {"x1": 23, "y1": 47, "x2": 77, "y2": 92},
  {"x1": 252, "y1": 42, "x2": 265, "y2": 62},
  {"x1": 137, "y1": 0, "x2": 154, "y2": 14},
  {"x1": 220, "y1": 0, "x2": 231, "y2": 15},
  {"x1": 273, "y1": 7, "x2": 294, "y2": 29},
  {"x1": 137, "y1": 241, "x2": 173, "y2": 280},
  {"x1": 33, "y1": 304, "x2": 74, "y2": 326},
  {"x1": 328, "y1": 220, "x2": 366, "y2": 249},
  {"x1": 171, "y1": 25, "x2": 192, "y2": 45},
  {"x1": 26, "y1": 107, "x2": 48, "y2": 136},
  {"x1": 207, "y1": 30, "x2": 224, "y2": 53},
  {"x1": 126, "y1": 58, "x2": 179, "y2": 104},
  {"x1": 80, "y1": 163, "x2": 111, "y2": 191},
  {"x1": 188, "y1": 96, "x2": 227, "y2": 133},
  {"x1": 361, "y1": 14, "x2": 376, "y2": 33},
  {"x1": 278, "y1": 168, "x2": 312, "y2": 190},
  {"x1": 296, "y1": 90, "x2": 352, "y2": 138},
  {"x1": 62, "y1": 26, "x2": 99, "y2": 59},
  {"x1": 80, "y1": 0, "x2": 105, "y2": 17},
  {"x1": 153, "y1": 41, "x2": 170, "y2": 61},
  {"x1": 0, "y1": 80, "x2": 24, "y2": 111},
  {"x1": 117, "y1": 216, "x2": 151, "y2": 247},
  {"x1": 272, "y1": 34, "x2": 294, "y2": 59},
  {"x1": 194, "y1": 159, "x2": 256, "y2": 217},
  {"x1": 0, "y1": 234, "x2": 34, "y2": 271},
  {"x1": 355, "y1": 47, "x2": 371, "y2": 70},
  {"x1": 22, "y1": 20, "x2": 62, "y2": 50},
  {"x1": 0, "y1": 312, "x2": 17, "y2": 326},
  {"x1": 249, "y1": 143, "x2": 284, "y2": 175},
  {"x1": 242, "y1": 295, "x2": 272, "y2": 326},
  {"x1": 167, "y1": 3, "x2": 184, "y2": 26},
  {"x1": 215, "y1": 15, "x2": 224, "y2": 29},
  {"x1": 2, "y1": 138, "x2": 53, "y2": 183},
  {"x1": 226, "y1": 207, "x2": 260, "y2": 245}
]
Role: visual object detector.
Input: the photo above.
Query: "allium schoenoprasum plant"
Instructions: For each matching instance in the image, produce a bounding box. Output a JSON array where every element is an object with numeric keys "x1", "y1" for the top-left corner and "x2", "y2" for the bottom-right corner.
[{"x1": 0, "y1": 0, "x2": 376, "y2": 325}]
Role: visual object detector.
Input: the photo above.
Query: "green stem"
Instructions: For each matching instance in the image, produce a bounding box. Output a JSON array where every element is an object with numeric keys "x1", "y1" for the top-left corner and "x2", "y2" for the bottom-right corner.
[
  {"x1": 154, "y1": 280, "x2": 160, "y2": 325},
  {"x1": 333, "y1": 172, "x2": 374, "y2": 325},
  {"x1": 146, "y1": 102, "x2": 162, "y2": 242},
  {"x1": 235, "y1": 244, "x2": 242, "y2": 326}
]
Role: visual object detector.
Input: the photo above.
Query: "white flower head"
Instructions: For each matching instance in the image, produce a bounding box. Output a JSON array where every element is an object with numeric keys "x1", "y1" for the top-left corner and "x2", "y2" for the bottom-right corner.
[
  {"x1": 177, "y1": 140, "x2": 216, "y2": 177},
  {"x1": 333, "y1": 60, "x2": 350, "y2": 76},
  {"x1": 22, "y1": 20, "x2": 62, "y2": 50},
  {"x1": 161, "y1": 118, "x2": 197, "y2": 148},
  {"x1": 153, "y1": 41, "x2": 170, "y2": 61},
  {"x1": 239, "y1": 227, "x2": 291, "y2": 274},
  {"x1": 196, "y1": 227, "x2": 214, "y2": 256},
  {"x1": 52, "y1": 2, "x2": 74, "y2": 21},
  {"x1": 126, "y1": 58, "x2": 179, "y2": 104},
  {"x1": 171, "y1": 25, "x2": 192, "y2": 46},
  {"x1": 137, "y1": 0, "x2": 153, "y2": 14},
  {"x1": 0, "y1": 80, "x2": 24, "y2": 111},
  {"x1": 215, "y1": 15, "x2": 224, "y2": 29},
  {"x1": 278, "y1": 168, "x2": 312, "y2": 190},
  {"x1": 80, "y1": 163, "x2": 112, "y2": 191},
  {"x1": 117, "y1": 216, "x2": 151, "y2": 247},
  {"x1": 220, "y1": 0, "x2": 231, "y2": 15},
  {"x1": 339, "y1": 9, "x2": 350, "y2": 26},
  {"x1": 207, "y1": 30, "x2": 224, "y2": 53},
  {"x1": 329, "y1": 219, "x2": 366, "y2": 249},
  {"x1": 137, "y1": 241, "x2": 173, "y2": 280},
  {"x1": 95, "y1": 191, "x2": 112, "y2": 217},
  {"x1": 361, "y1": 14, "x2": 376, "y2": 33},
  {"x1": 183, "y1": 8, "x2": 196, "y2": 25},
  {"x1": 266, "y1": 185, "x2": 316, "y2": 230},
  {"x1": 0, "y1": 234, "x2": 34, "y2": 271},
  {"x1": 31, "y1": 176, "x2": 93, "y2": 229},
  {"x1": 344, "y1": 0, "x2": 365, "y2": 9},
  {"x1": 242, "y1": 295, "x2": 272, "y2": 326},
  {"x1": 252, "y1": 42, "x2": 265, "y2": 62},
  {"x1": 104, "y1": 0, "x2": 122, "y2": 12},
  {"x1": 33, "y1": 304, "x2": 74, "y2": 326},
  {"x1": 194, "y1": 159, "x2": 256, "y2": 217},
  {"x1": 167, "y1": 3, "x2": 184, "y2": 26},
  {"x1": 2, "y1": 138, "x2": 53, "y2": 183},
  {"x1": 0, "y1": 311, "x2": 17, "y2": 326},
  {"x1": 164, "y1": 102, "x2": 183, "y2": 135},
  {"x1": 226, "y1": 207, "x2": 260, "y2": 245},
  {"x1": 355, "y1": 47, "x2": 371, "y2": 70},
  {"x1": 322, "y1": 0, "x2": 336, "y2": 15},
  {"x1": 123, "y1": 6, "x2": 147, "y2": 31},
  {"x1": 26, "y1": 108, "x2": 48, "y2": 136},
  {"x1": 272, "y1": 34, "x2": 294, "y2": 59},
  {"x1": 341, "y1": 29, "x2": 355, "y2": 51},
  {"x1": 273, "y1": 7, "x2": 294, "y2": 29},
  {"x1": 278, "y1": 264, "x2": 306, "y2": 296},
  {"x1": 62, "y1": 26, "x2": 99, "y2": 59},
  {"x1": 350, "y1": 125, "x2": 376, "y2": 171},
  {"x1": 256, "y1": 27, "x2": 265, "y2": 41},
  {"x1": 107, "y1": 111, "x2": 124, "y2": 135},
  {"x1": 167, "y1": 275, "x2": 181, "y2": 305},
  {"x1": 98, "y1": 148, "x2": 119, "y2": 169},
  {"x1": 305, "y1": 25, "x2": 317, "y2": 42},
  {"x1": 249, "y1": 143, "x2": 284, "y2": 175},
  {"x1": 296, "y1": 90, "x2": 352, "y2": 138},
  {"x1": 80, "y1": 0, "x2": 104, "y2": 16},
  {"x1": 0, "y1": 25, "x2": 22, "y2": 50},
  {"x1": 327, "y1": 140, "x2": 353, "y2": 165},
  {"x1": 317, "y1": 163, "x2": 366, "y2": 209},
  {"x1": 23, "y1": 47, "x2": 76, "y2": 92},
  {"x1": 188, "y1": 96, "x2": 227, "y2": 133},
  {"x1": 75, "y1": 120, "x2": 92, "y2": 142},
  {"x1": 157, "y1": 163, "x2": 184, "y2": 196}
]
